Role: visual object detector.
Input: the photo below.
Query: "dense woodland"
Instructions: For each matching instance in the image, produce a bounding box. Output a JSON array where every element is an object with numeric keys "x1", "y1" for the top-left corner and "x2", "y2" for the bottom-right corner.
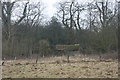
[{"x1": 1, "y1": 0, "x2": 118, "y2": 59}]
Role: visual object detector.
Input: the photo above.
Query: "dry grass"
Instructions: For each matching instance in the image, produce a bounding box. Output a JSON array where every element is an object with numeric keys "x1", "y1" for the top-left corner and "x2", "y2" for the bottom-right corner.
[{"x1": 2, "y1": 54, "x2": 118, "y2": 78}]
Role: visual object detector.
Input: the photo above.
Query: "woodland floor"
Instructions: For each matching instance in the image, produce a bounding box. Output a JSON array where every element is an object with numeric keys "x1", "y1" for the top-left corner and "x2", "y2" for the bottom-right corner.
[{"x1": 2, "y1": 54, "x2": 118, "y2": 78}]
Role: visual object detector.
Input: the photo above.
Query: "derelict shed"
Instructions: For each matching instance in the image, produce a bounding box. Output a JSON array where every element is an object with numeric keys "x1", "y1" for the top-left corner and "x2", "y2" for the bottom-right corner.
[{"x1": 56, "y1": 44, "x2": 80, "y2": 51}]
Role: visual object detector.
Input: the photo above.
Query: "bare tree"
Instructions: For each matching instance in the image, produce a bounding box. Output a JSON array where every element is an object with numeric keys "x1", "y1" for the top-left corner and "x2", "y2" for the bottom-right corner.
[
  {"x1": 22, "y1": 2, "x2": 45, "y2": 58},
  {"x1": 57, "y1": 0, "x2": 84, "y2": 30},
  {"x1": 57, "y1": 0, "x2": 86, "y2": 43},
  {"x1": 24, "y1": 2, "x2": 44, "y2": 27},
  {"x1": 2, "y1": 1, "x2": 29, "y2": 58},
  {"x1": 2, "y1": 1, "x2": 29, "y2": 41},
  {"x1": 95, "y1": 0, "x2": 117, "y2": 28},
  {"x1": 86, "y1": 2, "x2": 95, "y2": 30}
]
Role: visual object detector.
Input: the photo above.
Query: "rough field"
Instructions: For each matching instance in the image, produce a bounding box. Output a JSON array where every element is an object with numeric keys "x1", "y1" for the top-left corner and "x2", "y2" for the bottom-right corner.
[{"x1": 2, "y1": 54, "x2": 118, "y2": 78}]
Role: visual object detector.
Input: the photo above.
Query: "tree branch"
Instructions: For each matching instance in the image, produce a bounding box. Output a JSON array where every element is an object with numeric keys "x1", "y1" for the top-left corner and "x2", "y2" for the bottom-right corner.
[{"x1": 14, "y1": 2, "x2": 29, "y2": 26}]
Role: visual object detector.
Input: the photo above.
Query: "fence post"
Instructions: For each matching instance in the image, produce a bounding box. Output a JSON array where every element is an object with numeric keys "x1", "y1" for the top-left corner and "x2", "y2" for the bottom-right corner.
[
  {"x1": 66, "y1": 51, "x2": 70, "y2": 63},
  {"x1": 67, "y1": 55, "x2": 70, "y2": 63},
  {"x1": 36, "y1": 54, "x2": 38, "y2": 64}
]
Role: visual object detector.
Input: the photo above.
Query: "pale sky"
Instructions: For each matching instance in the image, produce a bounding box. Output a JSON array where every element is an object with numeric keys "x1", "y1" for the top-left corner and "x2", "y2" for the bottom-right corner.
[
  {"x1": 41, "y1": 0, "x2": 89, "y2": 17},
  {"x1": 10, "y1": 0, "x2": 60, "y2": 20},
  {"x1": 9, "y1": 0, "x2": 117, "y2": 21},
  {"x1": 30, "y1": 0, "x2": 89, "y2": 19},
  {"x1": 37, "y1": 0, "x2": 116, "y2": 18},
  {"x1": 41, "y1": 0, "x2": 58, "y2": 19}
]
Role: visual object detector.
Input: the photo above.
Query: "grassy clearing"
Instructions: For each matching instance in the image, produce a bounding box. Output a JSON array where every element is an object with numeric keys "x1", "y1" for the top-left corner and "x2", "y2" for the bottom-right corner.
[{"x1": 2, "y1": 55, "x2": 118, "y2": 78}]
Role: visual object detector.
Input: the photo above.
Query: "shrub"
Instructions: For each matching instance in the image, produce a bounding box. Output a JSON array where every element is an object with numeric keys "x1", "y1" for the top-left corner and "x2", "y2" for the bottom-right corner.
[{"x1": 39, "y1": 40, "x2": 51, "y2": 57}]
